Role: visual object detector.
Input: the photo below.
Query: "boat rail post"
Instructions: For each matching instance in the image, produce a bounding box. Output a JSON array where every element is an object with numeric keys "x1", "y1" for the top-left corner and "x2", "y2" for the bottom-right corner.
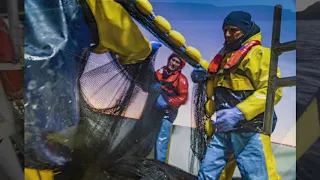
[
  {"x1": 263, "y1": 4, "x2": 296, "y2": 135},
  {"x1": 6, "y1": 0, "x2": 21, "y2": 64}
]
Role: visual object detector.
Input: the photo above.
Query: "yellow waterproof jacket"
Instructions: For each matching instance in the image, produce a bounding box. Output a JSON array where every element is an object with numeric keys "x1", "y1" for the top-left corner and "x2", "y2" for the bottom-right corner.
[
  {"x1": 208, "y1": 32, "x2": 282, "y2": 121},
  {"x1": 84, "y1": 0, "x2": 151, "y2": 64}
]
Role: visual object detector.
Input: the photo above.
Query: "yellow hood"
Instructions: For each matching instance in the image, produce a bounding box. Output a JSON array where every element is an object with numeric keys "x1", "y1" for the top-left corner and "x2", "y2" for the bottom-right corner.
[{"x1": 242, "y1": 31, "x2": 262, "y2": 45}]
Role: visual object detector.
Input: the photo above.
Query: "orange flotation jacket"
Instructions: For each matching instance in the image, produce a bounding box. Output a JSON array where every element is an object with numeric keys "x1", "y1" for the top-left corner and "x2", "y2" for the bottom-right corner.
[
  {"x1": 155, "y1": 53, "x2": 188, "y2": 108},
  {"x1": 208, "y1": 40, "x2": 261, "y2": 74}
]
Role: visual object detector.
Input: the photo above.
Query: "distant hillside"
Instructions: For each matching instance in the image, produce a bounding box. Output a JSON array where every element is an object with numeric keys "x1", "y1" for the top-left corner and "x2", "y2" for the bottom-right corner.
[
  {"x1": 152, "y1": 3, "x2": 295, "y2": 21},
  {"x1": 297, "y1": 1, "x2": 320, "y2": 20}
]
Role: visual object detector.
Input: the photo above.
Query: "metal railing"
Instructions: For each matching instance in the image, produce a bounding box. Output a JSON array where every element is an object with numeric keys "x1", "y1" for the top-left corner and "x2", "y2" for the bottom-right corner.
[
  {"x1": 263, "y1": 5, "x2": 296, "y2": 135},
  {"x1": 3, "y1": 0, "x2": 22, "y2": 65}
]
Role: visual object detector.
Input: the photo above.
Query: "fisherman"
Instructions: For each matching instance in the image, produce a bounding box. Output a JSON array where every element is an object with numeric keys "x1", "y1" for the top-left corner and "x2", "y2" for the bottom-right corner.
[
  {"x1": 191, "y1": 11, "x2": 282, "y2": 179},
  {"x1": 152, "y1": 52, "x2": 189, "y2": 163}
]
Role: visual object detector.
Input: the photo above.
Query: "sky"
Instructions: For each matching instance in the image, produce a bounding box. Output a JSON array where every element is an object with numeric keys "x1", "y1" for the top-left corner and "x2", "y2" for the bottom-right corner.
[
  {"x1": 150, "y1": 0, "x2": 296, "y2": 11},
  {"x1": 140, "y1": 1, "x2": 296, "y2": 146},
  {"x1": 150, "y1": 0, "x2": 320, "y2": 11}
]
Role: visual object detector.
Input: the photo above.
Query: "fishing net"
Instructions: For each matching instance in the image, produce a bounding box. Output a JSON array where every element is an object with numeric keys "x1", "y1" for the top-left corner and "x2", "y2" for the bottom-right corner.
[
  {"x1": 60, "y1": 48, "x2": 166, "y2": 179},
  {"x1": 24, "y1": 0, "x2": 197, "y2": 179},
  {"x1": 188, "y1": 83, "x2": 208, "y2": 174}
]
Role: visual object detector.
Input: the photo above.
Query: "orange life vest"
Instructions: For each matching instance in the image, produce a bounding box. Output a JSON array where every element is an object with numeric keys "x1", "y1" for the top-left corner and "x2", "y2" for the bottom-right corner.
[{"x1": 208, "y1": 40, "x2": 261, "y2": 74}]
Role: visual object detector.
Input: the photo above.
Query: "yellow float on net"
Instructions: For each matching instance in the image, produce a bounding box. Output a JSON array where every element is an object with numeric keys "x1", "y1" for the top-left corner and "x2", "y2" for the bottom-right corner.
[
  {"x1": 205, "y1": 99, "x2": 215, "y2": 137},
  {"x1": 168, "y1": 30, "x2": 186, "y2": 47},
  {"x1": 135, "y1": 0, "x2": 153, "y2": 16},
  {"x1": 206, "y1": 79, "x2": 214, "y2": 97},
  {"x1": 206, "y1": 119, "x2": 215, "y2": 137},
  {"x1": 198, "y1": 58, "x2": 209, "y2": 70},
  {"x1": 186, "y1": 46, "x2": 201, "y2": 62},
  {"x1": 205, "y1": 80, "x2": 215, "y2": 137},
  {"x1": 154, "y1": 16, "x2": 171, "y2": 33},
  {"x1": 205, "y1": 99, "x2": 215, "y2": 117}
]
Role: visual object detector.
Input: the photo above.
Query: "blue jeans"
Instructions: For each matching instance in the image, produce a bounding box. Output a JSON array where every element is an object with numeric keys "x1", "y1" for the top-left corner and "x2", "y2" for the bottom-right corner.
[
  {"x1": 198, "y1": 132, "x2": 281, "y2": 180},
  {"x1": 155, "y1": 118, "x2": 172, "y2": 162}
]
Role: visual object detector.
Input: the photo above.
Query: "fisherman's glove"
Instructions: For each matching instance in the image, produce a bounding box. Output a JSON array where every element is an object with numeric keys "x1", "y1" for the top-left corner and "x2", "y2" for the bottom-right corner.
[
  {"x1": 150, "y1": 40, "x2": 162, "y2": 53},
  {"x1": 155, "y1": 94, "x2": 169, "y2": 110},
  {"x1": 151, "y1": 82, "x2": 163, "y2": 93},
  {"x1": 212, "y1": 106, "x2": 245, "y2": 132},
  {"x1": 191, "y1": 64, "x2": 207, "y2": 83}
]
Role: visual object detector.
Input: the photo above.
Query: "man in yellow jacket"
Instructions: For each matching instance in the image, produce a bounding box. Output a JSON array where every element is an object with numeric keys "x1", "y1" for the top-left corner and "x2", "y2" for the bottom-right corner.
[{"x1": 191, "y1": 11, "x2": 282, "y2": 179}]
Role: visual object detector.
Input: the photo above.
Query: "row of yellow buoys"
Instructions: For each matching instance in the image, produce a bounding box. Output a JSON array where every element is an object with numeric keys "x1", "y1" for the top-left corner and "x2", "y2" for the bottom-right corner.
[{"x1": 135, "y1": 0, "x2": 209, "y2": 69}]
